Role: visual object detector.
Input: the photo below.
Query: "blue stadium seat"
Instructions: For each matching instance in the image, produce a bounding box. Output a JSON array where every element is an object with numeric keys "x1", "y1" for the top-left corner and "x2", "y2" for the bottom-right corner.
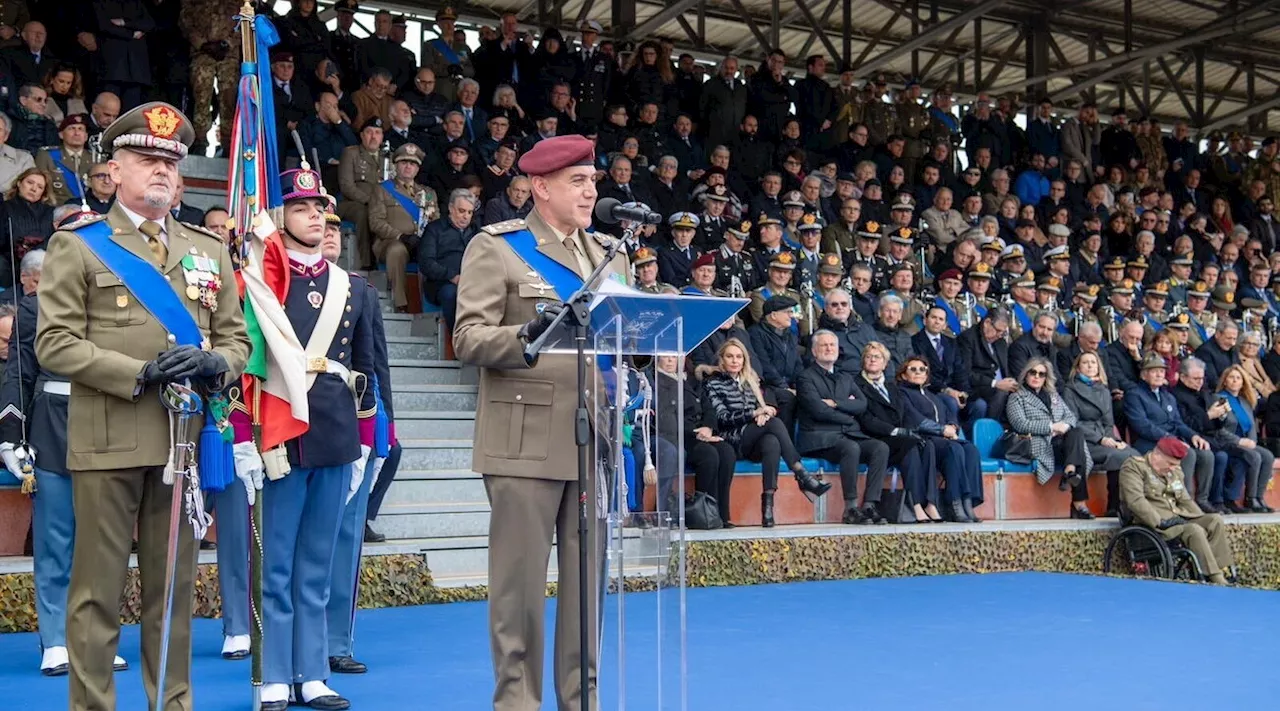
[
  {"x1": 0, "y1": 471, "x2": 22, "y2": 488},
  {"x1": 972, "y1": 418, "x2": 1035, "y2": 474}
]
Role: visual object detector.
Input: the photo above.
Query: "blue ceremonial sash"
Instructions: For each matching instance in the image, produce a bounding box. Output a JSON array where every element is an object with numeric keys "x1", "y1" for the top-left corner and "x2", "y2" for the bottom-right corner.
[
  {"x1": 504, "y1": 229, "x2": 615, "y2": 371},
  {"x1": 936, "y1": 297, "x2": 961, "y2": 336},
  {"x1": 431, "y1": 38, "x2": 462, "y2": 66},
  {"x1": 681, "y1": 286, "x2": 707, "y2": 296},
  {"x1": 1011, "y1": 302, "x2": 1032, "y2": 336},
  {"x1": 381, "y1": 180, "x2": 421, "y2": 226},
  {"x1": 75, "y1": 220, "x2": 203, "y2": 347},
  {"x1": 1191, "y1": 316, "x2": 1208, "y2": 344},
  {"x1": 1146, "y1": 312, "x2": 1164, "y2": 332},
  {"x1": 49, "y1": 148, "x2": 83, "y2": 199},
  {"x1": 974, "y1": 303, "x2": 988, "y2": 320}
]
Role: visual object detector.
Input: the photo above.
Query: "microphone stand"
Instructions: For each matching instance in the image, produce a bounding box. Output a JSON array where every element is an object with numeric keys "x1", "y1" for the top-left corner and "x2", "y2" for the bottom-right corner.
[{"x1": 522, "y1": 222, "x2": 634, "y2": 711}]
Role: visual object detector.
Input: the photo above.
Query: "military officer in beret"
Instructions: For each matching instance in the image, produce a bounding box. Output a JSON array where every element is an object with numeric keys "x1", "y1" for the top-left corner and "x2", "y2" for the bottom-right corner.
[
  {"x1": 254, "y1": 166, "x2": 378, "y2": 711},
  {"x1": 683, "y1": 252, "x2": 726, "y2": 296},
  {"x1": 35, "y1": 113, "x2": 92, "y2": 205},
  {"x1": 659, "y1": 211, "x2": 701, "y2": 288},
  {"x1": 337, "y1": 117, "x2": 388, "y2": 269},
  {"x1": 714, "y1": 220, "x2": 760, "y2": 296},
  {"x1": 420, "y1": 6, "x2": 474, "y2": 103},
  {"x1": 35, "y1": 102, "x2": 249, "y2": 711},
  {"x1": 749, "y1": 251, "x2": 806, "y2": 335},
  {"x1": 633, "y1": 246, "x2": 678, "y2": 294},
  {"x1": 367, "y1": 142, "x2": 437, "y2": 312},
  {"x1": 932, "y1": 268, "x2": 969, "y2": 337},
  {"x1": 455, "y1": 135, "x2": 631, "y2": 711}
]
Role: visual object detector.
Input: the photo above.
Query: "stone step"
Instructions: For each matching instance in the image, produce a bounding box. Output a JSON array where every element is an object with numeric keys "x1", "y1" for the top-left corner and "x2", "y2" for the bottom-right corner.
[
  {"x1": 391, "y1": 384, "x2": 477, "y2": 412},
  {"x1": 380, "y1": 313, "x2": 414, "y2": 338},
  {"x1": 386, "y1": 336, "x2": 439, "y2": 360},
  {"x1": 394, "y1": 411, "x2": 476, "y2": 439},
  {"x1": 389, "y1": 359, "x2": 477, "y2": 386},
  {"x1": 374, "y1": 502, "x2": 491, "y2": 539},
  {"x1": 365, "y1": 270, "x2": 388, "y2": 291},
  {"x1": 403, "y1": 530, "x2": 671, "y2": 583},
  {"x1": 399, "y1": 439, "x2": 474, "y2": 471},
  {"x1": 385, "y1": 469, "x2": 484, "y2": 505}
]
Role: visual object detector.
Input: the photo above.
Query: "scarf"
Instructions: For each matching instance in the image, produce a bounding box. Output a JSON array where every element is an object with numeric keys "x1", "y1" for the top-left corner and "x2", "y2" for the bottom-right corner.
[{"x1": 1221, "y1": 391, "x2": 1254, "y2": 437}]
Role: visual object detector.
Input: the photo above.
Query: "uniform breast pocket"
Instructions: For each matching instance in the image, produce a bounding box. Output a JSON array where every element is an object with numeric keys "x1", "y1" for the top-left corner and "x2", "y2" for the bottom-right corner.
[
  {"x1": 481, "y1": 378, "x2": 554, "y2": 461},
  {"x1": 69, "y1": 392, "x2": 138, "y2": 454},
  {"x1": 92, "y1": 272, "x2": 148, "y2": 327},
  {"x1": 516, "y1": 282, "x2": 561, "y2": 316}
]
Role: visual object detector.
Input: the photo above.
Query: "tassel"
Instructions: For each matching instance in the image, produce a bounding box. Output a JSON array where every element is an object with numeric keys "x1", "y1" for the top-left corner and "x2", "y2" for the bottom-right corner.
[
  {"x1": 200, "y1": 422, "x2": 235, "y2": 493},
  {"x1": 20, "y1": 474, "x2": 36, "y2": 495}
]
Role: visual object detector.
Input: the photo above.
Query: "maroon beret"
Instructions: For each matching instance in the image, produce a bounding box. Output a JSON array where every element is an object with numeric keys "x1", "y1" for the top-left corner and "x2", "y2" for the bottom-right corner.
[
  {"x1": 1156, "y1": 437, "x2": 1189, "y2": 460},
  {"x1": 692, "y1": 252, "x2": 716, "y2": 271},
  {"x1": 59, "y1": 113, "x2": 89, "y2": 132},
  {"x1": 517, "y1": 135, "x2": 595, "y2": 176},
  {"x1": 937, "y1": 268, "x2": 963, "y2": 283}
]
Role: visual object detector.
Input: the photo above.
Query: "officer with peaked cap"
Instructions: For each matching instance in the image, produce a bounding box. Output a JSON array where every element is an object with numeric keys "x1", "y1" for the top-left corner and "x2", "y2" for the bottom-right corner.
[
  {"x1": 367, "y1": 142, "x2": 438, "y2": 311},
  {"x1": 454, "y1": 135, "x2": 631, "y2": 711},
  {"x1": 659, "y1": 210, "x2": 702, "y2": 287},
  {"x1": 632, "y1": 246, "x2": 677, "y2": 294},
  {"x1": 249, "y1": 165, "x2": 378, "y2": 711},
  {"x1": 36, "y1": 101, "x2": 250, "y2": 711},
  {"x1": 35, "y1": 113, "x2": 92, "y2": 205}
]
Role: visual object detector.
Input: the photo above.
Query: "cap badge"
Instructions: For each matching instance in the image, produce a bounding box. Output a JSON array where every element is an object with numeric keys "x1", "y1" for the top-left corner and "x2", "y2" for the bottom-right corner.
[
  {"x1": 295, "y1": 171, "x2": 317, "y2": 191},
  {"x1": 144, "y1": 105, "x2": 182, "y2": 139}
]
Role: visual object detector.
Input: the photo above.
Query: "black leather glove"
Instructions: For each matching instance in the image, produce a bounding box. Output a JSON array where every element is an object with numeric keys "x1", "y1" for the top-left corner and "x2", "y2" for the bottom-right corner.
[
  {"x1": 1157, "y1": 516, "x2": 1187, "y2": 530},
  {"x1": 156, "y1": 345, "x2": 229, "y2": 382},
  {"x1": 519, "y1": 302, "x2": 564, "y2": 344},
  {"x1": 139, "y1": 360, "x2": 168, "y2": 386}
]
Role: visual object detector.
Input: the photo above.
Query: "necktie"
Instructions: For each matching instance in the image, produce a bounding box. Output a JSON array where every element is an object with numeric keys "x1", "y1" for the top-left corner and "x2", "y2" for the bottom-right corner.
[
  {"x1": 464, "y1": 108, "x2": 473, "y2": 140},
  {"x1": 564, "y1": 235, "x2": 593, "y2": 277},
  {"x1": 933, "y1": 336, "x2": 943, "y2": 358},
  {"x1": 140, "y1": 220, "x2": 167, "y2": 267},
  {"x1": 622, "y1": 183, "x2": 633, "y2": 198},
  {"x1": 281, "y1": 81, "x2": 291, "y2": 99},
  {"x1": 873, "y1": 380, "x2": 889, "y2": 401}
]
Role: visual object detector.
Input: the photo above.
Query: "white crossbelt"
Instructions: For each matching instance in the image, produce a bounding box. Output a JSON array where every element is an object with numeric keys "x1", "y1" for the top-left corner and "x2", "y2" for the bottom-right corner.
[
  {"x1": 42, "y1": 381, "x2": 71, "y2": 396},
  {"x1": 306, "y1": 357, "x2": 355, "y2": 389}
]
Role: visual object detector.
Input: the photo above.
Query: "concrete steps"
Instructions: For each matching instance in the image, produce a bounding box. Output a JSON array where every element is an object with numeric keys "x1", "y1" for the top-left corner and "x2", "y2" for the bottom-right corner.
[
  {"x1": 391, "y1": 384, "x2": 477, "y2": 412},
  {"x1": 389, "y1": 359, "x2": 477, "y2": 386},
  {"x1": 394, "y1": 411, "x2": 476, "y2": 439},
  {"x1": 385, "y1": 469, "x2": 484, "y2": 505},
  {"x1": 386, "y1": 336, "x2": 439, "y2": 360},
  {"x1": 398, "y1": 438, "x2": 475, "y2": 471}
]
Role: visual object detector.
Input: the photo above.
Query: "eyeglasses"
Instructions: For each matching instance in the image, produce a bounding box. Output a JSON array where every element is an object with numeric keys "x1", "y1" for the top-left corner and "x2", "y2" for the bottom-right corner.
[
  {"x1": 90, "y1": 173, "x2": 109, "y2": 180},
  {"x1": 906, "y1": 365, "x2": 929, "y2": 373},
  {"x1": 828, "y1": 302, "x2": 850, "y2": 308},
  {"x1": 1027, "y1": 369, "x2": 1047, "y2": 378}
]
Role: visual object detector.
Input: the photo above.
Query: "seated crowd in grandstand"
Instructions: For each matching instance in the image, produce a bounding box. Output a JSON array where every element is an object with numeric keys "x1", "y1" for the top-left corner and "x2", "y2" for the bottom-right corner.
[{"x1": 1, "y1": 2, "x2": 1279, "y2": 531}]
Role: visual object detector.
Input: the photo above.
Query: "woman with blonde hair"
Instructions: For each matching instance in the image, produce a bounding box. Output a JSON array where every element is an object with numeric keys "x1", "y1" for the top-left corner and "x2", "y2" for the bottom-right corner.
[
  {"x1": 700, "y1": 338, "x2": 829, "y2": 526},
  {"x1": 1062, "y1": 351, "x2": 1138, "y2": 517},
  {"x1": 1005, "y1": 356, "x2": 1095, "y2": 518},
  {"x1": 1216, "y1": 364, "x2": 1275, "y2": 513},
  {"x1": 0, "y1": 168, "x2": 55, "y2": 289},
  {"x1": 1235, "y1": 331, "x2": 1276, "y2": 402}
]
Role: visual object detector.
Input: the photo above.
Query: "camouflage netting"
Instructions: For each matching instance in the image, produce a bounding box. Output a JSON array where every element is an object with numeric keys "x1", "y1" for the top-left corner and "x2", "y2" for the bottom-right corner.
[{"x1": 2, "y1": 524, "x2": 1277, "y2": 633}]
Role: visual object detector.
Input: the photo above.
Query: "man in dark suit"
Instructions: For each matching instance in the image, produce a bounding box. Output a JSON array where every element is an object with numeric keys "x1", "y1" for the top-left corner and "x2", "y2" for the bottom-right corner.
[
  {"x1": 1, "y1": 21, "x2": 56, "y2": 87},
  {"x1": 957, "y1": 309, "x2": 1017, "y2": 422},
  {"x1": 1008, "y1": 311, "x2": 1061, "y2": 383},
  {"x1": 1248, "y1": 195, "x2": 1278, "y2": 254},
  {"x1": 855, "y1": 342, "x2": 939, "y2": 518},
  {"x1": 1172, "y1": 168, "x2": 1207, "y2": 214},
  {"x1": 1105, "y1": 319, "x2": 1145, "y2": 396},
  {"x1": 168, "y1": 179, "x2": 204, "y2": 225},
  {"x1": 796, "y1": 329, "x2": 889, "y2": 524},
  {"x1": 911, "y1": 305, "x2": 969, "y2": 417},
  {"x1": 269, "y1": 50, "x2": 314, "y2": 166},
  {"x1": 1194, "y1": 319, "x2": 1240, "y2": 388},
  {"x1": 698, "y1": 57, "x2": 747, "y2": 154},
  {"x1": 1123, "y1": 352, "x2": 1216, "y2": 503},
  {"x1": 667, "y1": 113, "x2": 705, "y2": 175}
]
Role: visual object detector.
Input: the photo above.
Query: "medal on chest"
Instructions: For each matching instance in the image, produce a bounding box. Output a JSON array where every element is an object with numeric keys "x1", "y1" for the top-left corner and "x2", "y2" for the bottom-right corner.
[{"x1": 181, "y1": 250, "x2": 222, "y2": 313}]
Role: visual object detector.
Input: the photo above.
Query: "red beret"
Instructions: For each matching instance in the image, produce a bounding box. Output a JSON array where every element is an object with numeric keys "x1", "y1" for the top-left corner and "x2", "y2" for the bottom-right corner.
[
  {"x1": 938, "y1": 268, "x2": 963, "y2": 283},
  {"x1": 59, "y1": 113, "x2": 88, "y2": 132},
  {"x1": 1156, "y1": 437, "x2": 1189, "y2": 460},
  {"x1": 692, "y1": 252, "x2": 716, "y2": 271},
  {"x1": 517, "y1": 135, "x2": 595, "y2": 176}
]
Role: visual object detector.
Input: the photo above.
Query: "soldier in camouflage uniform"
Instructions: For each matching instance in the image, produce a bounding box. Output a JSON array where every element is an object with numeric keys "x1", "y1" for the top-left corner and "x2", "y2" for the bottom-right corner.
[
  {"x1": 897, "y1": 79, "x2": 929, "y2": 183},
  {"x1": 1210, "y1": 131, "x2": 1251, "y2": 193},
  {"x1": 831, "y1": 64, "x2": 861, "y2": 145},
  {"x1": 1245, "y1": 137, "x2": 1280, "y2": 202},
  {"x1": 180, "y1": 0, "x2": 242, "y2": 153},
  {"x1": 420, "y1": 6, "x2": 473, "y2": 104},
  {"x1": 633, "y1": 246, "x2": 678, "y2": 294},
  {"x1": 863, "y1": 74, "x2": 897, "y2": 147}
]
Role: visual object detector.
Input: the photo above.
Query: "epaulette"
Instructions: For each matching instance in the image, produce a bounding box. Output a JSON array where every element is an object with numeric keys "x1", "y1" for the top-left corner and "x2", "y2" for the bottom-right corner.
[
  {"x1": 180, "y1": 221, "x2": 224, "y2": 241},
  {"x1": 60, "y1": 212, "x2": 107, "y2": 231},
  {"x1": 587, "y1": 230, "x2": 620, "y2": 250},
  {"x1": 481, "y1": 219, "x2": 527, "y2": 235}
]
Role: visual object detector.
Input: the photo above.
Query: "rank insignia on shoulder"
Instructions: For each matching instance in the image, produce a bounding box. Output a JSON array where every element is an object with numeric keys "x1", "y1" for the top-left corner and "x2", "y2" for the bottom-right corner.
[
  {"x1": 63, "y1": 212, "x2": 107, "y2": 231},
  {"x1": 483, "y1": 219, "x2": 526, "y2": 235},
  {"x1": 181, "y1": 221, "x2": 224, "y2": 241}
]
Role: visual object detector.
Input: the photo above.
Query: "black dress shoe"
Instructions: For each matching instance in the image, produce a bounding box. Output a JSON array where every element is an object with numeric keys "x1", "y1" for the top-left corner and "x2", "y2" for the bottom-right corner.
[
  {"x1": 200, "y1": 539, "x2": 217, "y2": 551},
  {"x1": 299, "y1": 693, "x2": 350, "y2": 710},
  {"x1": 41, "y1": 663, "x2": 68, "y2": 677},
  {"x1": 1070, "y1": 506, "x2": 1096, "y2": 520},
  {"x1": 1249, "y1": 498, "x2": 1275, "y2": 513},
  {"x1": 1103, "y1": 508, "x2": 1119, "y2": 518},
  {"x1": 363, "y1": 523, "x2": 386, "y2": 543},
  {"x1": 1224, "y1": 500, "x2": 1249, "y2": 514},
  {"x1": 222, "y1": 649, "x2": 250, "y2": 661},
  {"x1": 1059, "y1": 472, "x2": 1082, "y2": 492},
  {"x1": 722, "y1": 521, "x2": 736, "y2": 528},
  {"x1": 842, "y1": 507, "x2": 864, "y2": 525},
  {"x1": 328, "y1": 656, "x2": 367, "y2": 674},
  {"x1": 1196, "y1": 500, "x2": 1220, "y2": 513},
  {"x1": 861, "y1": 504, "x2": 887, "y2": 525},
  {"x1": 260, "y1": 701, "x2": 289, "y2": 711}
]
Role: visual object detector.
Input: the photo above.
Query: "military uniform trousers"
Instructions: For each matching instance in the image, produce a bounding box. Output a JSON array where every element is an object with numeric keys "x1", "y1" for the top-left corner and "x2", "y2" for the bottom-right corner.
[
  {"x1": 190, "y1": 54, "x2": 240, "y2": 148},
  {"x1": 262, "y1": 465, "x2": 348, "y2": 684},
  {"x1": 1160, "y1": 513, "x2": 1235, "y2": 575},
  {"x1": 33, "y1": 466, "x2": 75, "y2": 650},
  {"x1": 373, "y1": 236, "x2": 412, "y2": 309},
  {"x1": 68, "y1": 466, "x2": 197, "y2": 711},
  {"x1": 484, "y1": 474, "x2": 599, "y2": 711},
  {"x1": 326, "y1": 457, "x2": 374, "y2": 657},
  {"x1": 336, "y1": 201, "x2": 373, "y2": 268},
  {"x1": 211, "y1": 478, "x2": 251, "y2": 638}
]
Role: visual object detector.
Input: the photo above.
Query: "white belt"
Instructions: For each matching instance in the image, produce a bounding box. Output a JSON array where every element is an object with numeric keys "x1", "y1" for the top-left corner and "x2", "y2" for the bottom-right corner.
[
  {"x1": 42, "y1": 381, "x2": 70, "y2": 396},
  {"x1": 307, "y1": 357, "x2": 353, "y2": 386}
]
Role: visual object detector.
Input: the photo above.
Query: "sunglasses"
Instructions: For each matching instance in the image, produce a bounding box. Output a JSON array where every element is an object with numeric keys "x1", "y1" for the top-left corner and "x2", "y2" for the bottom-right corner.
[
  {"x1": 906, "y1": 365, "x2": 929, "y2": 373},
  {"x1": 1027, "y1": 369, "x2": 1047, "y2": 378}
]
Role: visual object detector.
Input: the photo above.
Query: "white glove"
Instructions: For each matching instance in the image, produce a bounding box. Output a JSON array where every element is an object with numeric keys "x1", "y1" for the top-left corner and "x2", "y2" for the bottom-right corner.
[
  {"x1": 0, "y1": 442, "x2": 26, "y2": 480},
  {"x1": 347, "y1": 445, "x2": 372, "y2": 504},
  {"x1": 233, "y1": 442, "x2": 265, "y2": 506},
  {"x1": 369, "y1": 456, "x2": 387, "y2": 491}
]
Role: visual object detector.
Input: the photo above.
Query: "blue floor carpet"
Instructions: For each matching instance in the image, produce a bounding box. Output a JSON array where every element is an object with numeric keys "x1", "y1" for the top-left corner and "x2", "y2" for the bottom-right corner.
[{"x1": 2, "y1": 572, "x2": 1277, "y2": 710}]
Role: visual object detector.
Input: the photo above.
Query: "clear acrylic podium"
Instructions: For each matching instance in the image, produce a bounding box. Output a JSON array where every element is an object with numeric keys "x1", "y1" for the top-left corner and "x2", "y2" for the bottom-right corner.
[{"x1": 537, "y1": 280, "x2": 747, "y2": 710}]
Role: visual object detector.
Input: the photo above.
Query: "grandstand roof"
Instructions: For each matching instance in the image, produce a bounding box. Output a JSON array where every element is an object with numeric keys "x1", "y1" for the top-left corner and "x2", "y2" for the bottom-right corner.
[{"x1": 362, "y1": 0, "x2": 1280, "y2": 134}]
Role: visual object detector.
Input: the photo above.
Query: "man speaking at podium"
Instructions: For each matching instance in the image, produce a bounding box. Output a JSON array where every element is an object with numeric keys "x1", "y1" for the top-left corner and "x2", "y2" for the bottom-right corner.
[{"x1": 454, "y1": 134, "x2": 630, "y2": 711}]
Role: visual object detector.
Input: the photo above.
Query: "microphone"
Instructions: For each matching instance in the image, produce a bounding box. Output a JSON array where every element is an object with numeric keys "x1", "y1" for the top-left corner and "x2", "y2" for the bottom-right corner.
[{"x1": 594, "y1": 197, "x2": 662, "y2": 225}]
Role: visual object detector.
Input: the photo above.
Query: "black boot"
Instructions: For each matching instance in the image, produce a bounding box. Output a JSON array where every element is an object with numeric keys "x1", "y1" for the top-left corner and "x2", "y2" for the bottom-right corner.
[
  {"x1": 793, "y1": 469, "x2": 832, "y2": 500},
  {"x1": 962, "y1": 497, "x2": 983, "y2": 523},
  {"x1": 1248, "y1": 497, "x2": 1275, "y2": 513},
  {"x1": 761, "y1": 492, "x2": 775, "y2": 528},
  {"x1": 949, "y1": 500, "x2": 971, "y2": 522}
]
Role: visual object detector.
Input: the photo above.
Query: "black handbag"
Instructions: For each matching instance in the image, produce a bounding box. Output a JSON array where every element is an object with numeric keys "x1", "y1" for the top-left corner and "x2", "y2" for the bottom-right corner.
[
  {"x1": 676, "y1": 491, "x2": 724, "y2": 530},
  {"x1": 878, "y1": 469, "x2": 917, "y2": 524},
  {"x1": 1000, "y1": 432, "x2": 1035, "y2": 464}
]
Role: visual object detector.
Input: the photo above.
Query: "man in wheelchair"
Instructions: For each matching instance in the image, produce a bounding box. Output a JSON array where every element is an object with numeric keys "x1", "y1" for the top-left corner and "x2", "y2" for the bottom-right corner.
[{"x1": 1119, "y1": 437, "x2": 1237, "y2": 585}]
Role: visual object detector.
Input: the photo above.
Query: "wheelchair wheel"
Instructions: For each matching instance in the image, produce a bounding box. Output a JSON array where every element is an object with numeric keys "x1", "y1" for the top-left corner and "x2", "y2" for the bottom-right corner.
[
  {"x1": 1169, "y1": 548, "x2": 1206, "y2": 582},
  {"x1": 1103, "y1": 526, "x2": 1175, "y2": 579}
]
